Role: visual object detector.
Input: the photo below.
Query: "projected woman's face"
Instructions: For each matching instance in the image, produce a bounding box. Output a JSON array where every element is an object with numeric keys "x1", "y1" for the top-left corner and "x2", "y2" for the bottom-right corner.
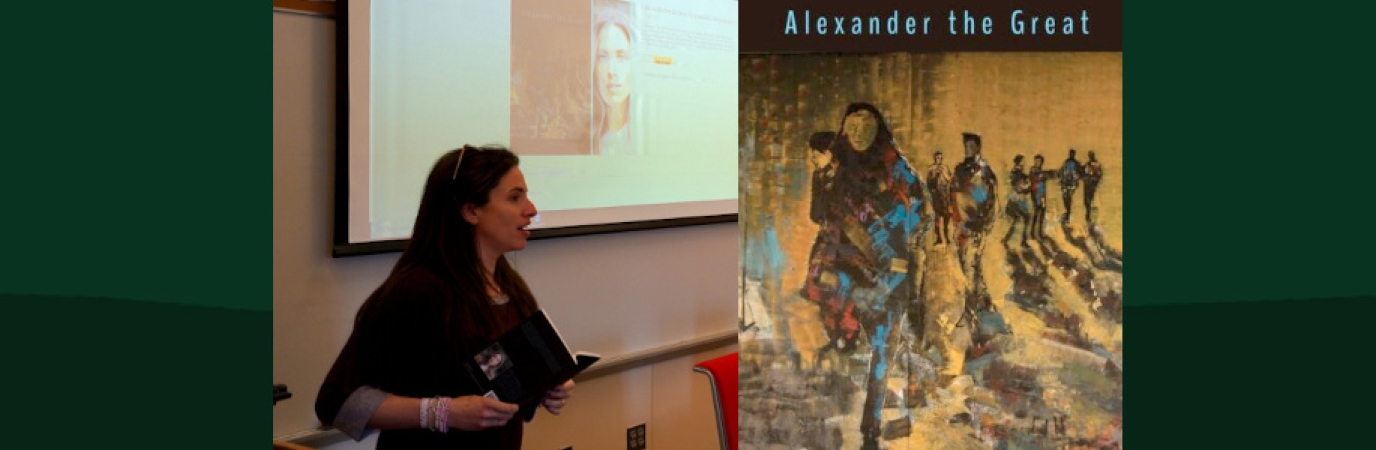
[
  {"x1": 843, "y1": 109, "x2": 878, "y2": 152},
  {"x1": 595, "y1": 24, "x2": 631, "y2": 107},
  {"x1": 470, "y1": 167, "x2": 538, "y2": 256}
]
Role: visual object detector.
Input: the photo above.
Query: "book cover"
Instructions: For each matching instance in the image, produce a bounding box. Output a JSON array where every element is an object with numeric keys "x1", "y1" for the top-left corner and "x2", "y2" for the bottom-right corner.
[
  {"x1": 462, "y1": 309, "x2": 600, "y2": 409},
  {"x1": 738, "y1": 1, "x2": 1121, "y2": 449}
]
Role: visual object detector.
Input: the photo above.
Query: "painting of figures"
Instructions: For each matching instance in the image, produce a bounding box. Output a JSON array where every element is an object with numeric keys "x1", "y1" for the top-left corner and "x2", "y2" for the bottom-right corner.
[{"x1": 738, "y1": 52, "x2": 1122, "y2": 450}]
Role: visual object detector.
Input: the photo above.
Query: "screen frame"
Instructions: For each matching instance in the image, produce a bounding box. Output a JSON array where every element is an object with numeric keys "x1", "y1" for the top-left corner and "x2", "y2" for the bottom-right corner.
[{"x1": 332, "y1": 0, "x2": 737, "y2": 258}]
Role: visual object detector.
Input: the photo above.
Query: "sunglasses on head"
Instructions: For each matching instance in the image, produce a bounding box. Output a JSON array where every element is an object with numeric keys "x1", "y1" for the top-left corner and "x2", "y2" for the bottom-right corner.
[{"x1": 452, "y1": 145, "x2": 474, "y2": 180}]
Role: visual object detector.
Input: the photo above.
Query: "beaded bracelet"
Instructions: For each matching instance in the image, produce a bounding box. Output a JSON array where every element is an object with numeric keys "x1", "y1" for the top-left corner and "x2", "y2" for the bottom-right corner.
[
  {"x1": 432, "y1": 399, "x2": 443, "y2": 434},
  {"x1": 436, "y1": 397, "x2": 451, "y2": 434},
  {"x1": 428, "y1": 397, "x2": 441, "y2": 432},
  {"x1": 419, "y1": 397, "x2": 432, "y2": 431},
  {"x1": 418, "y1": 399, "x2": 429, "y2": 432}
]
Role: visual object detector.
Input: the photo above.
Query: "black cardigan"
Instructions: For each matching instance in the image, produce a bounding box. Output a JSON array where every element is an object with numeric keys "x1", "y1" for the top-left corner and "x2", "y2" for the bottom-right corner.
[{"x1": 317, "y1": 265, "x2": 533, "y2": 449}]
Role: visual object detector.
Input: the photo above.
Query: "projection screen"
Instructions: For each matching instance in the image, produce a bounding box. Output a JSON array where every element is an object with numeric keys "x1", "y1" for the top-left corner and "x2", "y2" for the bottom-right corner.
[{"x1": 335, "y1": 0, "x2": 739, "y2": 256}]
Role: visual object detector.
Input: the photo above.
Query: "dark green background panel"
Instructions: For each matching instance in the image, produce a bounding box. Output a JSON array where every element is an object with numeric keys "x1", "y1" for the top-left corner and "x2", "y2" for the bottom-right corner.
[
  {"x1": 1126, "y1": 1, "x2": 1376, "y2": 307},
  {"x1": 0, "y1": 1, "x2": 269, "y2": 449},
  {"x1": 0, "y1": 0, "x2": 269, "y2": 312},
  {"x1": 1128, "y1": 297, "x2": 1375, "y2": 447},
  {"x1": 2, "y1": 294, "x2": 268, "y2": 449}
]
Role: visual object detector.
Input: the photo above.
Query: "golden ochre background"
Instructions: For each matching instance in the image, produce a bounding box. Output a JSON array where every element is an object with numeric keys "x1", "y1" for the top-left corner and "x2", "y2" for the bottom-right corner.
[{"x1": 738, "y1": 52, "x2": 1122, "y2": 450}]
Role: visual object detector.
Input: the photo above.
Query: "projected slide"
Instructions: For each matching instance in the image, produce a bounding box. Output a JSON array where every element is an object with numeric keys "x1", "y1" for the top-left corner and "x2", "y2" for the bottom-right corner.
[{"x1": 345, "y1": 0, "x2": 738, "y2": 246}]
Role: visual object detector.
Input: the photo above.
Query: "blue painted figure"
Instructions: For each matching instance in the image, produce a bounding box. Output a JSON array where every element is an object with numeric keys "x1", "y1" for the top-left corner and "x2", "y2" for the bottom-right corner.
[
  {"x1": 952, "y1": 132, "x2": 999, "y2": 273},
  {"x1": 802, "y1": 136, "x2": 864, "y2": 355},
  {"x1": 1004, "y1": 154, "x2": 1032, "y2": 245},
  {"x1": 804, "y1": 103, "x2": 925, "y2": 450},
  {"x1": 1059, "y1": 149, "x2": 1082, "y2": 224}
]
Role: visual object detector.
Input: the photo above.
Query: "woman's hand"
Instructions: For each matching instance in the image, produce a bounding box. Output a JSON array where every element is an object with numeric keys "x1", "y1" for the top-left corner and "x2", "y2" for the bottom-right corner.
[
  {"x1": 447, "y1": 395, "x2": 519, "y2": 431},
  {"x1": 541, "y1": 380, "x2": 575, "y2": 415}
]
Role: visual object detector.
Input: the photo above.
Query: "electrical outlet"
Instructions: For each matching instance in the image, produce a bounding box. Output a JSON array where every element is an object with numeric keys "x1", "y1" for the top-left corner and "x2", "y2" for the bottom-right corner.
[{"x1": 626, "y1": 423, "x2": 647, "y2": 450}]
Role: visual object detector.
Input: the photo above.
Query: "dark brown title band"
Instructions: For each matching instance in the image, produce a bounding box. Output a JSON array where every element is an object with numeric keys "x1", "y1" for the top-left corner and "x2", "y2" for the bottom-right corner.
[{"x1": 740, "y1": 0, "x2": 1121, "y2": 53}]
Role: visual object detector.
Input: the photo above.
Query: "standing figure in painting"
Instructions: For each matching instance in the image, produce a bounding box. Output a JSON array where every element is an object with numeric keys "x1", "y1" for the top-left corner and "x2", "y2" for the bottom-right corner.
[
  {"x1": 926, "y1": 150, "x2": 955, "y2": 245},
  {"x1": 806, "y1": 103, "x2": 925, "y2": 450},
  {"x1": 950, "y1": 132, "x2": 999, "y2": 324},
  {"x1": 1059, "y1": 149, "x2": 1082, "y2": 224},
  {"x1": 1004, "y1": 154, "x2": 1033, "y2": 245},
  {"x1": 1082, "y1": 150, "x2": 1103, "y2": 223},
  {"x1": 1029, "y1": 154, "x2": 1051, "y2": 239},
  {"x1": 952, "y1": 133, "x2": 999, "y2": 273},
  {"x1": 801, "y1": 137, "x2": 862, "y2": 360}
]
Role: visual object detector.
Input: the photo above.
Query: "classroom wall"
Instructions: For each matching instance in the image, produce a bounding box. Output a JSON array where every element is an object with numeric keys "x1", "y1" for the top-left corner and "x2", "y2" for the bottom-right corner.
[{"x1": 273, "y1": 11, "x2": 738, "y2": 450}]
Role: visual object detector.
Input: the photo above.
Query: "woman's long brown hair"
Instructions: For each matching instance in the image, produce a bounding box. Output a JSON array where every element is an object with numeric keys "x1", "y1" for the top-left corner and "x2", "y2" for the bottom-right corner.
[{"x1": 355, "y1": 145, "x2": 539, "y2": 356}]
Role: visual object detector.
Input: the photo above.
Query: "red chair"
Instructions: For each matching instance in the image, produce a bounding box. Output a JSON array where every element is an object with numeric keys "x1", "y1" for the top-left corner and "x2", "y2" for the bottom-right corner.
[{"x1": 693, "y1": 352, "x2": 738, "y2": 450}]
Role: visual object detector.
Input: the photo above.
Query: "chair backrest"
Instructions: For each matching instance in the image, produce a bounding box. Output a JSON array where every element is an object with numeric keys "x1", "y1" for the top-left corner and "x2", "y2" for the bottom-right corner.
[{"x1": 693, "y1": 352, "x2": 738, "y2": 450}]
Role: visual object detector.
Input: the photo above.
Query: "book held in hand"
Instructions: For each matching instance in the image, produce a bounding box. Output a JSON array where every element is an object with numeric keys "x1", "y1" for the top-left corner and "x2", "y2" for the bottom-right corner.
[{"x1": 463, "y1": 309, "x2": 600, "y2": 409}]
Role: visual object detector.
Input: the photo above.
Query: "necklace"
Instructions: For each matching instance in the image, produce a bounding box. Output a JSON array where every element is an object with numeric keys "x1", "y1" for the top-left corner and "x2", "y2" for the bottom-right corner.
[{"x1": 488, "y1": 282, "x2": 508, "y2": 305}]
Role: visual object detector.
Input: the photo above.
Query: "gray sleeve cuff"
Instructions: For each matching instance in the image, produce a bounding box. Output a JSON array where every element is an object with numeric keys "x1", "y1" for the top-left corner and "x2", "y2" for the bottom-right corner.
[{"x1": 333, "y1": 386, "x2": 390, "y2": 441}]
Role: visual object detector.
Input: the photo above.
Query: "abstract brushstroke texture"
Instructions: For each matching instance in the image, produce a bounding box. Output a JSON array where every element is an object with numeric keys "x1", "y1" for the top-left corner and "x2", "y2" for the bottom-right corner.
[{"x1": 739, "y1": 52, "x2": 1122, "y2": 450}]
